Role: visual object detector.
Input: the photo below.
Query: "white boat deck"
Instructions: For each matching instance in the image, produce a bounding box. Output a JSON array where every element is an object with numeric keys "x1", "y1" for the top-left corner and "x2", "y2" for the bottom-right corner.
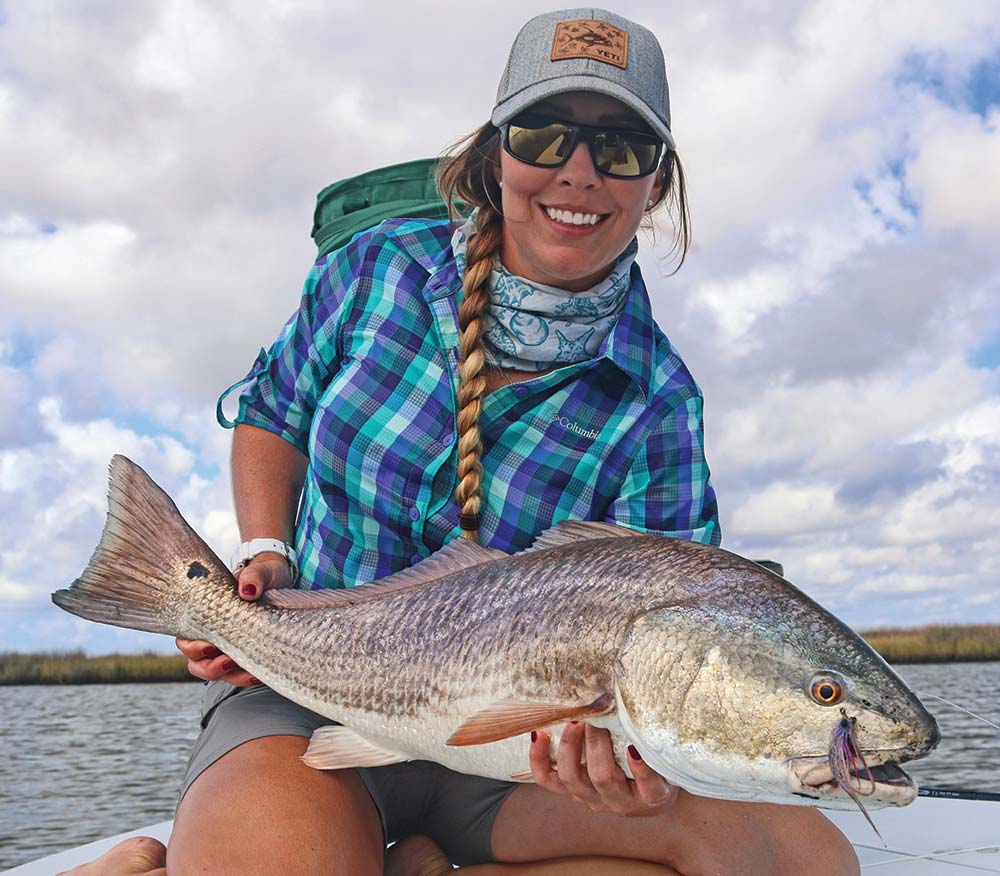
[
  {"x1": 3, "y1": 798, "x2": 998, "y2": 874},
  {"x1": 828, "y1": 798, "x2": 1000, "y2": 873}
]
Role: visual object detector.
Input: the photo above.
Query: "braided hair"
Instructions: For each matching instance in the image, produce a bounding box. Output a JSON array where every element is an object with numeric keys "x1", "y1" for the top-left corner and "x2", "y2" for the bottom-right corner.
[{"x1": 438, "y1": 123, "x2": 504, "y2": 542}]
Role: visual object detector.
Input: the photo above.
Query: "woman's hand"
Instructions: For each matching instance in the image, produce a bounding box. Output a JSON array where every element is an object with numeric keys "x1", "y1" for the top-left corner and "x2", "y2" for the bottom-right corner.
[
  {"x1": 176, "y1": 553, "x2": 295, "y2": 687},
  {"x1": 529, "y1": 722, "x2": 677, "y2": 817}
]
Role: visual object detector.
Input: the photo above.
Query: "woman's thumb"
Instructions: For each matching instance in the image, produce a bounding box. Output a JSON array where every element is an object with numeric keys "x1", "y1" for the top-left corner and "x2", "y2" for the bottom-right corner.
[{"x1": 236, "y1": 555, "x2": 292, "y2": 600}]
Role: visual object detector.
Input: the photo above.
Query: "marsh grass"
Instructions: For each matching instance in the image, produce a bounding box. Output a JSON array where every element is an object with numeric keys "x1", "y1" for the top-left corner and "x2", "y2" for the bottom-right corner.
[
  {"x1": 0, "y1": 650, "x2": 191, "y2": 685},
  {"x1": 859, "y1": 624, "x2": 1000, "y2": 664},
  {"x1": 3, "y1": 624, "x2": 999, "y2": 684}
]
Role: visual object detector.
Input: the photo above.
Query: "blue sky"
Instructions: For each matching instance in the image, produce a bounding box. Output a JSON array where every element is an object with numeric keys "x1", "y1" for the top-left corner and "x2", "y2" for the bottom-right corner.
[{"x1": 2, "y1": 0, "x2": 999, "y2": 655}]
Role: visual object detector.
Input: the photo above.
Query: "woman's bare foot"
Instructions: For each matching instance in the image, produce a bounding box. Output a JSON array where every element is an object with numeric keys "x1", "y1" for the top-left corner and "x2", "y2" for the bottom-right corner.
[
  {"x1": 56, "y1": 835, "x2": 167, "y2": 876},
  {"x1": 385, "y1": 835, "x2": 453, "y2": 876}
]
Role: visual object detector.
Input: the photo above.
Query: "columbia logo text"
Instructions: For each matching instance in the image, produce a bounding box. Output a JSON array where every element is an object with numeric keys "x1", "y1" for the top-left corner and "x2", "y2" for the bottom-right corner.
[{"x1": 550, "y1": 412, "x2": 600, "y2": 440}]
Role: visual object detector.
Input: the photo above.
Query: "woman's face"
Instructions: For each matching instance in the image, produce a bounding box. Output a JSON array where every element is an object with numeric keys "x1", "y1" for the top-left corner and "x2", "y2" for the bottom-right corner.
[{"x1": 498, "y1": 92, "x2": 663, "y2": 292}]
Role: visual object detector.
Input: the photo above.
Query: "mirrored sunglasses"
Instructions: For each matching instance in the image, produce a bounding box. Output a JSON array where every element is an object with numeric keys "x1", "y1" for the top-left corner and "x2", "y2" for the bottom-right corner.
[{"x1": 502, "y1": 114, "x2": 665, "y2": 179}]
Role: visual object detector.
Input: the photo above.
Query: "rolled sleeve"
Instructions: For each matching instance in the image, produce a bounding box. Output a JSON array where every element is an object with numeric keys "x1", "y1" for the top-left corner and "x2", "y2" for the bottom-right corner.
[
  {"x1": 606, "y1": 394, "x2": 721, "y2": 545},
  {"x1": 216, "y1": 232, "x2": 374, "y2": 452}
]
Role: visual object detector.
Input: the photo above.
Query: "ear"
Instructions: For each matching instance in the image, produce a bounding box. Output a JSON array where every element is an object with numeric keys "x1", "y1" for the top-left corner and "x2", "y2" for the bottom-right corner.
[{"x1": 647, "y1": 161, "x2": 667, "y2": 207}]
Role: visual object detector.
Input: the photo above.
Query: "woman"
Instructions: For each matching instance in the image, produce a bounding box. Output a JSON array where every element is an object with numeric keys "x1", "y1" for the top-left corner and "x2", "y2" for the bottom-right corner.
[{"x1": 64, "y1": 9, "x2": 858, "y2": 876}]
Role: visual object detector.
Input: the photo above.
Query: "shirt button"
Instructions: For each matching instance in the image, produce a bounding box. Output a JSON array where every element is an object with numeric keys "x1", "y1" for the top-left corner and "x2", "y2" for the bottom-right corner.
[
  {"x1": 440, "y1": 432, "x2": 454, "y2": 445},
  {"x1": 410, "y1": 553, "x2": 422, "y2": 566},
  {"x1": 514, "y1": 385, "x2": 528, "y2": 397},
  {"x1": 409, "y1": 507, "x2": 421, "y2": 521}
]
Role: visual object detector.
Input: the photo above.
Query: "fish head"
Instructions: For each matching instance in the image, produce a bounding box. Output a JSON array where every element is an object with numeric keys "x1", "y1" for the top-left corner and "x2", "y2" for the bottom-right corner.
[{"x1": 614, "y1": 592, "x2": 940, "y2": 810}]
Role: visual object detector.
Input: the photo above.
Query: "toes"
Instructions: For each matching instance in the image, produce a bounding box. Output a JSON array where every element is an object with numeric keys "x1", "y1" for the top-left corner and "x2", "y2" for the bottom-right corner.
[
  {"x1": 122, "y1": 836, "x2": 167, "y2": 872},
  {"x1": 384, "y1": 835, "x2": 452, "y2": 876},
  {"x1": 57, "y1": 836, "x2": 167, "y2": 876}
]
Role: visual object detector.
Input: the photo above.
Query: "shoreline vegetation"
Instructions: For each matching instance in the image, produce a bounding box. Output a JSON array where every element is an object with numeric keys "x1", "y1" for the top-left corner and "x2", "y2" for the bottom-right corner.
[{"x1": 2, "y1": 625, "x2": 1000, "y2": 684}]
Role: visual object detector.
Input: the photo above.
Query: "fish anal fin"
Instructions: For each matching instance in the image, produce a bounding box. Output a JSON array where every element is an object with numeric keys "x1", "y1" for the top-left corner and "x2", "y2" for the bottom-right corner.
[
  {"x1": 302, "y1": 726, "x2": 410, "y2": 770},
  {"x1": 447, "y1": 693, "x2": 615, "y2": 746},
  {"x1": 263, "y1": 539, "x2": 509, "y2": 610}
]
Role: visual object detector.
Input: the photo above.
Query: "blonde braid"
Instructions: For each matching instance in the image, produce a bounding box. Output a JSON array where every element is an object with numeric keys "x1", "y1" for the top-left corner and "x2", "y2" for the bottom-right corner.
[
  {"x1": 454, "y1": 205, "x2": 503, "y2": 541},
  {"x1": 437, "y1": 121, "x2": 509, "y2": 541}
]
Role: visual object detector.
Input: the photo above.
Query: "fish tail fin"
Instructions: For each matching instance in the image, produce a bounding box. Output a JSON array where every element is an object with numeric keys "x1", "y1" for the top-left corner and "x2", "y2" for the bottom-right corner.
[{"x1": 51, "y1": 455, "x2": 234, "y2": 637}]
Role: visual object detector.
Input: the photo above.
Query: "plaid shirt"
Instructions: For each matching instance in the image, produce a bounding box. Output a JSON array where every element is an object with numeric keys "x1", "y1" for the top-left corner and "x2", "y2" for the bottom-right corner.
[{"x1": 220, "y1": 218, "x2": 720, "y2": 589}]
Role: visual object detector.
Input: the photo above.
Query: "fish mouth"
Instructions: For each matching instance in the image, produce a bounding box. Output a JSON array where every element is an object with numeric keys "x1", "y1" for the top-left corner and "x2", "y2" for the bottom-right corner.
[{"x1": 787, "y1": 751, "x2": 917, "y2": 806}]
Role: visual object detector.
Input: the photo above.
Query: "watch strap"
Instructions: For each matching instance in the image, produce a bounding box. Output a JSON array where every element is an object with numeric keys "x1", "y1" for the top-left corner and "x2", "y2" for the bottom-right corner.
[{"x1": 231, "y1": 538, "x2": 299, "y2": 583}]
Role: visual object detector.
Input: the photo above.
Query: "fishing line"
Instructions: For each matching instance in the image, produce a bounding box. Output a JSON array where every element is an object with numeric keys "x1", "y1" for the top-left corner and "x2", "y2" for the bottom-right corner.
[
  {"x1": 855, "y1": 842, "x2": 1000, "y2": 872},
  {"x1": 918, "y1": 692, "x2": 1000, "y2": 732},
  {"x1": 912, "y1": 692, "x2": 1000, "y2": 802}
]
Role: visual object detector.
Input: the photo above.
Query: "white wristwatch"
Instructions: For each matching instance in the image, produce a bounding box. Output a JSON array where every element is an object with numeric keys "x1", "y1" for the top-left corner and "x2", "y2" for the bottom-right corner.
[{"x1": 231, "y1": 538, "x2": 299, "y2": 583}]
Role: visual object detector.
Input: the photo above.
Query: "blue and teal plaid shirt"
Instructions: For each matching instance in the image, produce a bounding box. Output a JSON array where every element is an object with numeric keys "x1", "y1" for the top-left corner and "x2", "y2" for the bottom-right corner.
[{"x1": 220, "y1": 218, "x2": 720, "y2": 589}]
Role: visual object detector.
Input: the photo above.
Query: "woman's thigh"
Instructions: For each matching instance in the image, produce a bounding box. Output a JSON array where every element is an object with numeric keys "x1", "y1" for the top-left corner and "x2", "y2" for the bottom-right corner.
[
  {"x1": 169, "y1": 735, "x2": 384, "y2": 876},
  {"x1": 490, "y1": 784, "x2": 860, "y2": 876}
]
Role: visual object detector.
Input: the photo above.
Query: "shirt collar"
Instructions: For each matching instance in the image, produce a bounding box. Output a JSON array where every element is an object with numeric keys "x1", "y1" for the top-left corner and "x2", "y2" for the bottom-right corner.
[{"x1": 596, "y1": 263, "x2": 655, "y2": 402}]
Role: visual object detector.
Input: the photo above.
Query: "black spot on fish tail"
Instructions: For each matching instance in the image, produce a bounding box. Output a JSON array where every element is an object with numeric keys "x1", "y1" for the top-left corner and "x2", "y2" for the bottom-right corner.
[{"x1": 187, "y1": 561, "x2": 209, "y2": 579}]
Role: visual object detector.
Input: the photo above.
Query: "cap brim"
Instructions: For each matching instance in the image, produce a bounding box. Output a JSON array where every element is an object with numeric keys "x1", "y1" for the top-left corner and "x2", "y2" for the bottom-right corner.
[{"x1": 491, "y1": 76, "x2": 675, "y2": 150}]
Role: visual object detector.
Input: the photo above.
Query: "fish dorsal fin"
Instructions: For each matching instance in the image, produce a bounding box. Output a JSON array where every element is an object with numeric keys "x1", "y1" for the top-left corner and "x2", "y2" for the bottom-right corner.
[
  {"x1": 302, "y1": 726, "x2": 410, "y2": 769},
  {"x1": 262, "y1": 538, "x2": 508, "y2": 610},
  {"x1": 447, "y1": 692, "x2": 615, "y2": 746},
  {"x1": 520, "y1": 520, "x2": 641, "y2": 555}
]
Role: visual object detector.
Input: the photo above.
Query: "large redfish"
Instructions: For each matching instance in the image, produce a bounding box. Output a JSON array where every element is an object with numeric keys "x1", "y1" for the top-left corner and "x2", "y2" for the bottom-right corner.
[{"x1": 53, "y1": 456, "x2": 939, "y2": 813}]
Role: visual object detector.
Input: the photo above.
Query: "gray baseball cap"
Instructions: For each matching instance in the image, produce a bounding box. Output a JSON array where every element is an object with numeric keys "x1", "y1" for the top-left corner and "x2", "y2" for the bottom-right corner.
[{"x1": 492, "y1": 8, "x2": 675, "y2": 150}]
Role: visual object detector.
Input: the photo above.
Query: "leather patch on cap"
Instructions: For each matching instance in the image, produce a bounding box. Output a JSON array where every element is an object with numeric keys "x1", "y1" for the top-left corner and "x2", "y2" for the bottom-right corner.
[{"x1": 551, "y1": 19, "x2": 628, "y2": 69}]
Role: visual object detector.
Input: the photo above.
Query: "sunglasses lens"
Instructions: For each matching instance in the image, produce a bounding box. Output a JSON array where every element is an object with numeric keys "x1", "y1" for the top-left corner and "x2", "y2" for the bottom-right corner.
[
  {"x1": 592, "y1": 132, "x2": 661, "y2": 178},
  {"x1": 505, "y1": 116, "x2": 663, "y2": 178},
  {"x1": 507, "y1": 121, "x2": 575, "y2": 166}
]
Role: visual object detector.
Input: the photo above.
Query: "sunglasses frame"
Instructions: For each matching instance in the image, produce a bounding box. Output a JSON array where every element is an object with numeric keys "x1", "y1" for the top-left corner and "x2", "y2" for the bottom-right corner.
[{"x1": 501, "y1": 113, "x2": 666, "y2": 180}]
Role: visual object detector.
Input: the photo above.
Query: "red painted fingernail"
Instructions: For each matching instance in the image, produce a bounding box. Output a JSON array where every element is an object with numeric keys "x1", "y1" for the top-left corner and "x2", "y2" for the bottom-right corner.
[
  {"x1": 248, "y1": 677, "x2": 262, "y2": 685},
  {"x1": 531, "y1": 731, "x2": 537, "y2": 743},
  {"x1": 628, "y1": 745, "x2": 643, "y2": 762},
  {"x1": 240, "y1": 583, "x2": 258, "y2": 599},
  {"x1": 221, "y1": 659, "x2": 236, "y2": 672},
  {"x1": 570, "y1": 720, "x2": 579, "y2": 725},
  {"x1": 202, "y1": 646, "x2": 221, "y2": 659}
]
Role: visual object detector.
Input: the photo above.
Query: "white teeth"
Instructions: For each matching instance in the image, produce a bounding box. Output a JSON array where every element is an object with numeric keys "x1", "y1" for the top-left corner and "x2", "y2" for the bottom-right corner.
[{"x1": 545, "y1": 207, "x2": 604, "y2": 226}]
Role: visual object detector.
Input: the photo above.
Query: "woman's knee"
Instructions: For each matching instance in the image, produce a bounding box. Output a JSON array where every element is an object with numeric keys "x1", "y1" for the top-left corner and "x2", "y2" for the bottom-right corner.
[
  {"x1": 653, "y1": 798, "x2": 858, "y2": 876},
  {"x1": 750, "y1": 806, "x2": 860, "y2": 876},
  {"x1": 170, "y1": 736, "x2": 383, "y2": 876}
]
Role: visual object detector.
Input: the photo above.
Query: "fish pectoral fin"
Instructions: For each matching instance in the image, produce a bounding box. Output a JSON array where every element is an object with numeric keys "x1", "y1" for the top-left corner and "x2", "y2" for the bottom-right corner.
[
  {"x1": 446, "y1": 693, "x2": 615, "y2": 746},
  {"x1": 301, "y1": 726, "x2": 410, "y2": 770}
]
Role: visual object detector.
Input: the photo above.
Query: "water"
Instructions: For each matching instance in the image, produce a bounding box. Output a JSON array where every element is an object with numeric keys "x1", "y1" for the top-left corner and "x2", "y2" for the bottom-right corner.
[
  {"x1": 0, "y1": 682, "x2": 201, "y2": 871},
  {"x1": 1, "y1": 664, "x2": 999, "y2": 871},
  {"x1": 896, "y1": 663, "x2": 1000, "y2": 792}
]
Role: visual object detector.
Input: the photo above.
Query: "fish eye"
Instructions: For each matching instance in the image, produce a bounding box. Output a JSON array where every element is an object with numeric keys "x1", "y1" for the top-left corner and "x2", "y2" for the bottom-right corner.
[{"x1": 809, "y1": 674, "x2": 844, "y2": 706}]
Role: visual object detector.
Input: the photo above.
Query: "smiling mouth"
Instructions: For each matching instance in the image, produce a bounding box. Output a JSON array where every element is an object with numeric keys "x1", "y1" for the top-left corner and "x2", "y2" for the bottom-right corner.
[
  {"x1": 788, "y1": 752, "x2": 917, "y2": 805},
  {"x1": 543, "y1": 205, "x2": 609, "y2": 227}
]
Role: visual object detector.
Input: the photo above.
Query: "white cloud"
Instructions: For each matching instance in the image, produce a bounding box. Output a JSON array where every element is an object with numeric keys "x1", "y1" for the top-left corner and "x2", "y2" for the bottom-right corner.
[
  {"x1": 1, "y1": 0, "x2": 999, "y2": 651},
  {"x1": 730, "y1": 481, "x2": 852, "y2": 538},
  {"x1": 908, "y1": 103, "x2": 1000, "y2": 239}
]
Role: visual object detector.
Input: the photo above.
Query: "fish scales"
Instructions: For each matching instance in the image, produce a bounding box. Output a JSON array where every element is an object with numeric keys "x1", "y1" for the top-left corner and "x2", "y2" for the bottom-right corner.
[{"x1": 53, "y1": 456, "x2": 940, "y2": 810}]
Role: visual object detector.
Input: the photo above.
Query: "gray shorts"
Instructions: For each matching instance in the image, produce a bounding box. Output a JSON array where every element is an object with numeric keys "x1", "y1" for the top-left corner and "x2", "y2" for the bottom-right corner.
[{"x1": 179, "y1": 682, "x2": 519, "y2": 865}]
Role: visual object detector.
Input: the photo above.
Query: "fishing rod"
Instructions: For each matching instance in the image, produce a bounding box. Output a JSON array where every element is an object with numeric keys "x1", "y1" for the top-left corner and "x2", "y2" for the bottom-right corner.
[
  {"x1": 912, "y1": 693, "x2": 1000, "y2": 802},
  {"x1": 919, "y1": 786, "x2": 1000, "y2": 802}
]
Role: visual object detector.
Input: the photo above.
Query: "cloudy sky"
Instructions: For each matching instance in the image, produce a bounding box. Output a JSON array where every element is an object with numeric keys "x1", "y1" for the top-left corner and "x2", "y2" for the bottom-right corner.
[{"x1": 2, "y1": 0, "x2": 998, "y2": 655}]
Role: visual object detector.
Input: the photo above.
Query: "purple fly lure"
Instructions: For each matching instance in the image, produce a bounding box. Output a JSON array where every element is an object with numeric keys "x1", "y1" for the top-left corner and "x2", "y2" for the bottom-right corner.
[{"x1": 829, "y1": 709, "x2": 883, "y2": 842}]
